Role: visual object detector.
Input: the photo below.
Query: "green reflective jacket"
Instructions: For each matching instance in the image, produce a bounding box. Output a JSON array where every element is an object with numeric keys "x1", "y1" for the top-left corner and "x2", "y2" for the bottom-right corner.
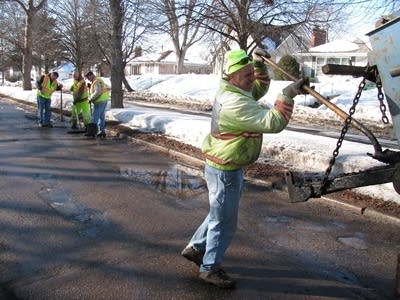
[
  {"x1": 71, "y1": 79, "x2": 89, "y2": 103},
  {"x1": 202, "y1": 72, "x2": 294, "y2": 171}
]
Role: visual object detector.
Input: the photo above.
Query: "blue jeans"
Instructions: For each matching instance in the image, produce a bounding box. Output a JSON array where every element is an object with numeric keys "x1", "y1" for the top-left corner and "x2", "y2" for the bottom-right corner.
[
  {"x1": 37, "y1": 95, "x2": 52, "y2": 125},
  {"x1": 188, "y1": 164, "x2": 243, "y2": 272},
  {"x1": 91, "y1": 101, "x2": 108, "y2": 133}
]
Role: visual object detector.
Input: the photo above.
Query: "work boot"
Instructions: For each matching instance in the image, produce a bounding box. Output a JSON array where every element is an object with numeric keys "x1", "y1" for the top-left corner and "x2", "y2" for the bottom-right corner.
[
  {"x1": 97, "y1": 131, "x2": 106, "y2": 139},
  {"x1": 181, "y1": 246, "x2": 204, "y2": 267},
  {"x1": 199, "y1": 267, "x2": 236, "y2": 289}
]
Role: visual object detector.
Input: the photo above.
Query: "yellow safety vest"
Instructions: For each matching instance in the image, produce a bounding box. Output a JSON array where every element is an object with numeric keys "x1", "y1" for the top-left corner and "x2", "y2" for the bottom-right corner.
[
  {"x1": 90, "y1": 77, "x2": 110, "y2": 103},
  {"x1": 37, "y1": 75, "x2": 58, "y2": 99}
]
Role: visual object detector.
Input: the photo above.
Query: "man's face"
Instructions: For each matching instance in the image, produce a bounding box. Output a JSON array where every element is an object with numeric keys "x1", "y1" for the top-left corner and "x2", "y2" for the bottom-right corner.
[
  {"x1": 50, "y1": 73, "x2": 58, "y2": 81},
  {"x1": 228, "y1": 64, "x2": 255, "y2": 92}
]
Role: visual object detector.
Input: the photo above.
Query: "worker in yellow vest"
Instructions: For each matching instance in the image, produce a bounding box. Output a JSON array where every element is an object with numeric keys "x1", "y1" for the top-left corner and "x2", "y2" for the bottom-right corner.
[
  {"x1": 70, "y1": 71, "x2": 90, "y2": 130},
  {"x1": 36, "y1": 71, "x2": 63, "y2": 127},
  {"x1": 84, "y1": 71, "x2": 110, "y2": 138}
]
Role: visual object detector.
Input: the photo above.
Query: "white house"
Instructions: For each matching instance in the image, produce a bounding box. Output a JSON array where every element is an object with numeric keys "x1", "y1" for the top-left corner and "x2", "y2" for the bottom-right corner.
[
  {"x1": 125, "y1": 50, "x2": 212, "y2": 75},
  {"x1": 294, "y1": 38, "x2": 371, "y2": 80},
  {"x1": 270, "y1": 25, "x2": 371, "y2": 81}
]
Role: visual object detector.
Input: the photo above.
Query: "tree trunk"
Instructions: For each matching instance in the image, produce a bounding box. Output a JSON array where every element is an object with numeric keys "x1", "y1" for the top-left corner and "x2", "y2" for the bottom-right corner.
[
  {"x1": 176, "y1": 49, "x2": 186, "y2": 74},
  {"x1": 109, "y1": 0, "x2": 124, "y2": 108},
  {"x1": 122, "y1": 75, "x2": 134, "y2": 92},
  {"x1": 22, "y1": 10, "x2": 34, "y2": 90}
]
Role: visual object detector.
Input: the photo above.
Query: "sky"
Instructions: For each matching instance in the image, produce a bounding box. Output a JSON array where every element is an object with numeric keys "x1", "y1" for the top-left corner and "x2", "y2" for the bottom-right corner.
[
  {"x1": 330, "y1": 0, "x2": 399, "y2": 40},
  {"x1": 0, "y1": 73, "x2": 399, "y2": 205}
]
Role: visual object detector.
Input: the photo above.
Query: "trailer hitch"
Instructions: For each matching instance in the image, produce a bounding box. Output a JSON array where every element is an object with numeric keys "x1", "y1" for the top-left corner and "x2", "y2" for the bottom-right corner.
[
  {"x1": 285, "y1": 164, "x2": 400, "y2": 202},
  {"x1": 258, "y1": 56, "x2": 400, "y2": 201}
]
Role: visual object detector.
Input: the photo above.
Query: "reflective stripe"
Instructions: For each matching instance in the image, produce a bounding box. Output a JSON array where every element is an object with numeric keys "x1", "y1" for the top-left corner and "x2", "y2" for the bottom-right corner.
[
  {"x1": 211, "y1": 131, "x2": 262, "y2": 140},
  {"x1": 203, "y1": 153, "x2": 230, "y2": 165},
  {"x1": 203, "y1": 153, "x2": 248, "y2": 167}
]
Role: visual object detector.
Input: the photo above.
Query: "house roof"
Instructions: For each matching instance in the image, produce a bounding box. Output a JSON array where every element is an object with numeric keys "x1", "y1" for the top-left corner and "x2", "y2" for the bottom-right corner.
[
  {"x1": 51, "y1": 62, "x2": 75, "y2": 73},
  {"x1": 309, "y1": 38, "x2": 371, "y2": 53},
  {"x1": 131, "y1": 50, "x2": 208, "y2": 65}
]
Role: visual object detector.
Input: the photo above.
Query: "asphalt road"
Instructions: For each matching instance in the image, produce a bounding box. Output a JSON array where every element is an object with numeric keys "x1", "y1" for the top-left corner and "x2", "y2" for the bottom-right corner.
[{"x1": 0, "y1": 97, "x2": 399, "y2": 299}]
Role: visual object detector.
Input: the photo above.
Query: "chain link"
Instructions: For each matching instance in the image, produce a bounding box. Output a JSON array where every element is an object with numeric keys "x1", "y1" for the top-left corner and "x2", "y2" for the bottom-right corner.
[
  {"x1": 376, "y1": 80, "x2": 389, "y2": 124},
  {"x1": 320, "y1": 77, "x2": 366, "y2": 194}
]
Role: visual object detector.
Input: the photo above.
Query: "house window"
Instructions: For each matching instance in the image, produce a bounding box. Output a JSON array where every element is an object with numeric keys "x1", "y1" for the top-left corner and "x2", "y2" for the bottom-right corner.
[
  {"x1": 327, "y1": 57, "x2": 340, "y2": 64},
  {"x1": 341, "y1": 58, "x2": 350, "y2": 65},
  {"x1": 316, "y1": 57, "x2": 326, "y2": 75},
  {"x1": 145, "y1": 63, "x2": 154, "y2": 73},
  {"x1": 311, "y1": 56, "x2": 316, "y2": 77}
]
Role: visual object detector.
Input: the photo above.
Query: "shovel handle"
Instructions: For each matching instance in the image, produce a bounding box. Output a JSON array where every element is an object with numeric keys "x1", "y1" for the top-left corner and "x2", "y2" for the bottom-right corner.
[{"x1": 260, "y1": 55, "x2": 382, "y2": 154}]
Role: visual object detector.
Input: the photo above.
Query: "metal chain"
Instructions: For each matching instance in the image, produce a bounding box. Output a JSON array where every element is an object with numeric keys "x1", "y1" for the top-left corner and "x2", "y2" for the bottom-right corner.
[
  {"x1": 376, "y1": 80, "x2": 389, "y2": 124},
  {"x1": 320, "y1": 77, "x2": 366, "y2": 194}
]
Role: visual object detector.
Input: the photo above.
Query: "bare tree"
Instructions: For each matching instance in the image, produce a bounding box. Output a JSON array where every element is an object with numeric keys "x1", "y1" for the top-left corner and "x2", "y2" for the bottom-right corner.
[
  {"x1": 0, "y1": 2, "x2": 64, "y2": 80},
  {"x1": 87, "y1": 0, "x2": 153, "y2": 102},
  {"x1": 109, "y1": 0, "x2": 124, "y2": 108},
  {"x1": 47, "y1": 0, "x2": 100, "y2": 73},
  {"x1": 5, "y1": 0, "x2": 47, "y2": 90},
  {"x1": 0, "y1": 2, "x2": 25, "y2": 76},
  {"x1": 32, "y1": 10, "x2": 64, "y2": 74},
  {"x1": 121, "y1": 0, "x2": 153, "y2": 89},
  {"x1": 198, "y1": 0, "x2": 358, "y2": 54},
  {"x1": 149, "y1": 0, "x2": 207, "y2": 74}
]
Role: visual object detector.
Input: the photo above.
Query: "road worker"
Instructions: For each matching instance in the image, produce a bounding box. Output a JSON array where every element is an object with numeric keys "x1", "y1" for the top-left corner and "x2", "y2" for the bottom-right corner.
[{"x1": 181, "y1": 48, "x2": 309, "y2": 289}]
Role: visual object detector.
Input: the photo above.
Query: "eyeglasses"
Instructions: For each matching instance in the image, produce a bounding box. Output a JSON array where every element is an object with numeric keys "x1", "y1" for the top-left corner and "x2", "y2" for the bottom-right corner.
[{"x1": 228, "y1": 56, "x2": 252, "y2": 72}]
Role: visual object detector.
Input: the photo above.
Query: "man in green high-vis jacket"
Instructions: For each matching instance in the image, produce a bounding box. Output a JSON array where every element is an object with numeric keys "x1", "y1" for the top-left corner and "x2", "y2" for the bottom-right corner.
[
  {"x1": 85, "y1": 71, "x2": 110, "y2": 138},
  {"x1": 36, "y1": 71, "x2": 63, "y2": 127},
  {"x1": 70, "y1": 71, "x2": 91, "y2": 130},
  {"x1": 182, "y1": 48, "x2": 309, "y2": 289}
]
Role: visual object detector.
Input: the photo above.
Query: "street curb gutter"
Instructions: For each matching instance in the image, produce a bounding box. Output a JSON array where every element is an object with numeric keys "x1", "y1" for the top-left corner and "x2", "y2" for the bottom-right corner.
[
  {"x1": 118, "y1": 131, "x2": 272, "y2": 188},
  {"x1": 317, "y1": 197, "x2": 400, "y2": 225},
  {"x1": 110, "y1": 125, "x2": 399, "y2": 226}
]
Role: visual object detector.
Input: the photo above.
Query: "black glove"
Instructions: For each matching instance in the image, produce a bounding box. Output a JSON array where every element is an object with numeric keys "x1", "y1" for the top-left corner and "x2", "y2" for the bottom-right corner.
[{"x1": 282, "y1": 77, "x2": 310, "y2": 98}]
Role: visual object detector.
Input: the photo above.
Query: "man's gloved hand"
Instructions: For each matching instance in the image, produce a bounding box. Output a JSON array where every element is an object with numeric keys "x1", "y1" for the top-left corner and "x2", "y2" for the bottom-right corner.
[
  {"x1": 274, "y1": 100, "x2": 293, "y2": 122},
  {"x1": 282, "y1": 77, "x2": 310, "y2": 98},
  {"x1": 252, "y1": 47, "x2": 271, "y2": 61},
  {"x1": 375, "y1": 14, "x2": 395, "y2": 28}
]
